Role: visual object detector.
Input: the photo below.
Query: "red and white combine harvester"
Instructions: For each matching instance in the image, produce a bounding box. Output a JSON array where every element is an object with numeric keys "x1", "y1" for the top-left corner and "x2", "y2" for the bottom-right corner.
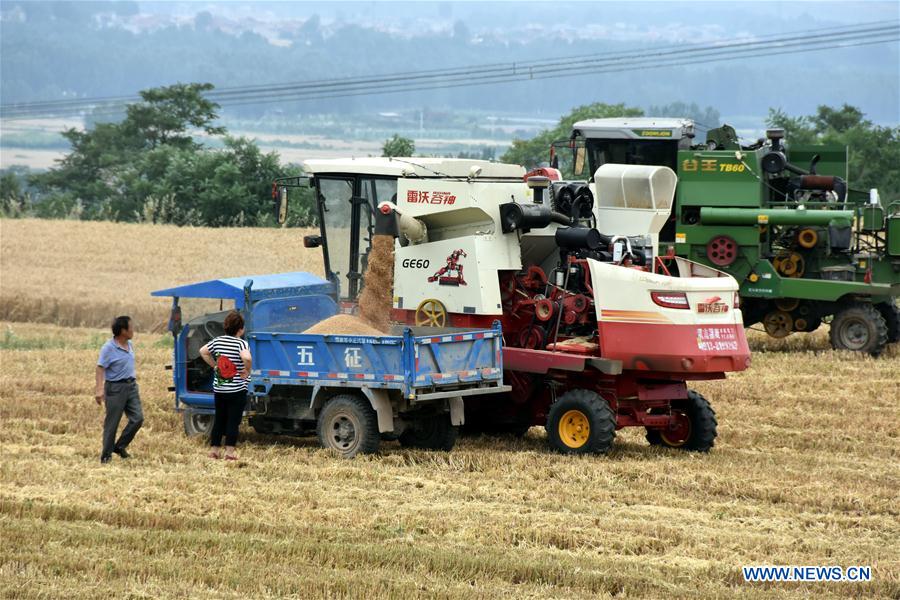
[{"x1": 278, "y1": 157, "x2": 750, "y2": 453}]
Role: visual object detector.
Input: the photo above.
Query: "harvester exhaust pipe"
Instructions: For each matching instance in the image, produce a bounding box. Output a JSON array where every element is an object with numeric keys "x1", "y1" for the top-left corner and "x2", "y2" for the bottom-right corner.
[
  {"x1": 790, "y1": 175, "x2": 847, "y2": 204},
  {"x1": 526, "y1": 175, "x2": 551, "y2": 205}
]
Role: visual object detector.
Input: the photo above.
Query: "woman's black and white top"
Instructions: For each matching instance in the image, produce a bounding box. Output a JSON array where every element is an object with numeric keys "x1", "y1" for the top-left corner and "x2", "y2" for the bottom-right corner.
[{"x1": 208, "y1": 335, "x2": 250, "y2": 393}]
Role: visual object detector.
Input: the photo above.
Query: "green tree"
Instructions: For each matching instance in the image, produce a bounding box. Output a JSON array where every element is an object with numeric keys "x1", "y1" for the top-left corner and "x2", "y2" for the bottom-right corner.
[
  {"x1": 30, "y1": 83, "x2": 310, "y2": 226},
  {"x1": 382, "y1": 134, "x2": 415, "y2": 157},
  {"x1": 768, "y1": 104, "x2": 900, "y2": 198},
  {"x1": 501, "y1": 102, "x2": 643, "y2": 170},
  {"x1": 127, "y1": 83, "x2": 225, "y2": 149},
  {"x1": 1, "y1": 172, "x2": 24, "y2": 215}
]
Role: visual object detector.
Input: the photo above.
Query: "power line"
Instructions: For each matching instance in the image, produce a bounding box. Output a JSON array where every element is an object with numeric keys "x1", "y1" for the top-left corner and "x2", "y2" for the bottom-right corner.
[
  {"x1": 201, "y1": 30, "x2": 900, "y2": 103},
  {"x1": 4, "y1": 23, "x2": 895, "y2": 117},
  {"x1": 5, "y1": 19, "x2": 894, "y2": 112},
  {"x1": 8, "y1": 30, "x2": 894, "y2": 119},
  {"x1": 1, "y1": 21, "x2": 897, "y2": 120},
  {"x1": 59, "y1": 34, "x2": 900, "y2": 118},
  {"x1": 200, "y1": 23, "x2": 900, "y2": 102},
  {"x1": 196, "y1": 36, "x2": 899, "y2": 109}
]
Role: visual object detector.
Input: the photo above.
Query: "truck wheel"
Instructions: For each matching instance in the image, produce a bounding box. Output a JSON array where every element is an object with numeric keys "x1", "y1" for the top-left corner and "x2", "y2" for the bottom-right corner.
[
  {"x1": 829, "y1": 303, "x2": 889, "y2": 355},
  {"x1": 317, "y1": 394, "x2": 380, "y2": 458},
  {"x1": 646, "y1": 390, "x2": 717, "y2": 452},
  {"x1": 399, "y1": 415, "x2": 458, "y2": 451},
  {"x1": 875, "y1": 300, "x2": 899, "y2": 343},
  {"x1": 183, "y1": 410, "x2": 213, "y2": 437},
  {"x1": 546, "y1": 389, "x2": 616, "y2": 454}
]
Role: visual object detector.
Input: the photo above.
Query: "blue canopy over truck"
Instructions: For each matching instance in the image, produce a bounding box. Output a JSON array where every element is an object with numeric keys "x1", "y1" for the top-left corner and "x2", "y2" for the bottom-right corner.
[{"x1": 152, "y1": 272, "x2": 506, "y2": 456}]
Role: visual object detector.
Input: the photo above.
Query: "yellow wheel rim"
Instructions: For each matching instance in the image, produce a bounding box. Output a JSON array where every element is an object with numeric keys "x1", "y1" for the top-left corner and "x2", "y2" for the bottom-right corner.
[
  {"x1": 415, "y1": 299, "x2": 447, "y2": 327},
  {"x1": 558, "y1": 410, "x2": 590, "y2": 448},
  {"x1": 798, "y1": 228, "x2": 818, "y2": 249}
]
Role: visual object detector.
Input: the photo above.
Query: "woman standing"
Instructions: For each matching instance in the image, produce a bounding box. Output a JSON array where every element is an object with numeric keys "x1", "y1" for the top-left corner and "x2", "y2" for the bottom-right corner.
[{"x1": 200, "y1": 310, "x2": 252, "y2": 460}]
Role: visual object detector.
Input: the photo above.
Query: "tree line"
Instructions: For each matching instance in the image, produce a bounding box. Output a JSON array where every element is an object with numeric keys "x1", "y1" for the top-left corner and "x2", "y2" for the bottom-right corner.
[
  {"x1": 2, "y1": 84, "x2": 310, "y2": 227},
  {"x1": 2, "y1": 84, "x2": 896, "y2": 227}
]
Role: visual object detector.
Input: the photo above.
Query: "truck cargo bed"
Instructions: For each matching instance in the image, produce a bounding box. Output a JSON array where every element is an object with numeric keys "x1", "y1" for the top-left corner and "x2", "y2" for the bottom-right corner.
[{"x1": 248, "y1": 321, "x2": 506, "y2": 399}]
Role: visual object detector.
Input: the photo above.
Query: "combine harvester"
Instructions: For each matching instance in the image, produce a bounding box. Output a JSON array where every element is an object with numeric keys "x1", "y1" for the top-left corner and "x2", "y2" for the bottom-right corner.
[
  {"x1": 271, "y1": 157, "x2": 750, "y2": 454},
  {"x1": 557, "y1": 118, "x2": 900, "y2": 354}
]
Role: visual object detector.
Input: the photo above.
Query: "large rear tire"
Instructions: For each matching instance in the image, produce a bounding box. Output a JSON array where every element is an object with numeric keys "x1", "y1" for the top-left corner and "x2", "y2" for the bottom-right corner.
[
  {"x1": 183, "y1": 410, "x2": 213, "y2": 437},
  {"x1": 546, "y1": 389, "x2": 616, "y2": 454},
  {"x1": 316, "y1": 394, "x2": 380, "y2": 458},
  {"x1": 646, "y1": 390, "x2": 717, "y2": 452},
  {"x1": 829, "y1": 303, "x2": 889, "y2": 355},
  {"x1": 399, "y1": 415, "x2": 458, "y2": 451},
  {"x1": 875, "y1": 300, "x2": 899, "y2": 344}
]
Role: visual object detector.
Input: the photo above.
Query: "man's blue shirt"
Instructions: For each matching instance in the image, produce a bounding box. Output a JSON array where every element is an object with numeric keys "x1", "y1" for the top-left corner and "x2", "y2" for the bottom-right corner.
[{"x1": 98, "y1": 339, "x2": 136, "y2": 381}]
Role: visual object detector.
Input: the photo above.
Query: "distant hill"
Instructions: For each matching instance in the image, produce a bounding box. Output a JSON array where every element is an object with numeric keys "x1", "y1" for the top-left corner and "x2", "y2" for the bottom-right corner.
[{"x1": 1, "y1": 1, "x2": 898, "y2": 122}]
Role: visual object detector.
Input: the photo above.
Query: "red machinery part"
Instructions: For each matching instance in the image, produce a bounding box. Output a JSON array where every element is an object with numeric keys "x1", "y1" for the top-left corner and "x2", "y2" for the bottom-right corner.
[
  {"x1": 706, "y1": 235, "x2": 738, "y2": 267},
  {"x1": 571, "y1": 294, "x2": 588, "y2": 312},
  {"x1": 535, "y1": 299, "x2": 554, "y2": 321},
  {"x1": 521, "y1": 265, "x2": 548, "y2": 290},
  {"x1": 518, "y1": 325, "x2": 546, "y2": 349},
  {"x1": 523, "y1": 167, "x2": 562, "y2": 181}
]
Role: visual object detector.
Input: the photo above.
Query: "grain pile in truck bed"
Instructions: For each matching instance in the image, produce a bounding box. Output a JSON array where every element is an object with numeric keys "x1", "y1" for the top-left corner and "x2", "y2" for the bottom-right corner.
[
  {"x1": 302, "y1": 314, "x2": 385, "y2": 336},
  {"x1": 357, "y1": 235, "x2": 395, "y2": 333}
]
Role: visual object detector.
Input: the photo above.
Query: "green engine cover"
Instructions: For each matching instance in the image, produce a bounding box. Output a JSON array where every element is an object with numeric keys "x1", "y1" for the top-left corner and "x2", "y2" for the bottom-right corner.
[
  {"x1": 862, "y1": 205, "x2": 885, "y2": 231},
  {"x1": 677, "y1": 149, "x2": 762, "y2": 208},
  {"x1": 889, "y1": 215, "x2": 900, "y2": 256}
]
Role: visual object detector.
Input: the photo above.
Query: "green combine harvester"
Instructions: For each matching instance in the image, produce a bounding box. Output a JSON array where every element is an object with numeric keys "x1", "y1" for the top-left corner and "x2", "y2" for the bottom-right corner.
[{"x1": 559, "y1": 118, "x2": 900, "y2": 354}]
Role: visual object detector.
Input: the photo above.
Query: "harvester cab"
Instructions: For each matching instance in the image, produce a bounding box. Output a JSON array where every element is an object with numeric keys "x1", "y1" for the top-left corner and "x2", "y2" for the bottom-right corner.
[
  {"x1": 277, "y1": 156, "x2": 752, "y2": 454},
  {"x1": 565, "y1": 117, "x2": 900, "y2": 354}
]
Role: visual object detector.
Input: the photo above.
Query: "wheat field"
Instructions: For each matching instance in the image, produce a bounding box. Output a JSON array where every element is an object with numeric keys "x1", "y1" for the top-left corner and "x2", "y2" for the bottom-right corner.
[
  {"x1": 0, "y1": 219, "x2": 322, "y2": 331},
  {"x1": 1, "y1": 218, "x2": 899, "y2": 598}
]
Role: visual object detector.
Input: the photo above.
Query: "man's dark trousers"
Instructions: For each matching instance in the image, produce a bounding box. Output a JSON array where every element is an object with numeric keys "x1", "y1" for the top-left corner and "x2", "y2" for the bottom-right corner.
[{"x1": 102, "y1": 379, "x2": 144, "y2": 458}]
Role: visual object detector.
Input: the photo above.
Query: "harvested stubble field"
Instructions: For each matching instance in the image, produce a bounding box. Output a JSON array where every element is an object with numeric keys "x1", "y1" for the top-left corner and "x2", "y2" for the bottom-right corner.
[{"x1": 1, "y1": 218, "x2": 899, "y2": 598}]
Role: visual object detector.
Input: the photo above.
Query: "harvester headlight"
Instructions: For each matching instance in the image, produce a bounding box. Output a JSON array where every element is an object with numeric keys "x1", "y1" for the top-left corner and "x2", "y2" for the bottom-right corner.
[{"x1": 650, "y1": 291, "x2": 690, "y2": 310}]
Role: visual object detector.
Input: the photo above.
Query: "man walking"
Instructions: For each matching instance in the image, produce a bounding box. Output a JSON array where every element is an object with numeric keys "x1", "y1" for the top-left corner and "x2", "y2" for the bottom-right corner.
[{"x1": 95, "y1": 316, "x2": 144, "y2": 464}]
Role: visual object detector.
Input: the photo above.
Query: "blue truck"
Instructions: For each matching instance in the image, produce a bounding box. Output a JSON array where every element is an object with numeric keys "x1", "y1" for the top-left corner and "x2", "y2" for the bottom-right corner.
[{"x1": 152, "y1": 272, "x2": 507, "y2": 456}]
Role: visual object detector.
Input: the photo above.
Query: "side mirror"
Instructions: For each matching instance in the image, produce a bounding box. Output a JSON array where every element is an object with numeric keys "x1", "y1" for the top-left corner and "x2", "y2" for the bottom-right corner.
[
  {"x1": 574, "y1": 146, "x2": 586, "y2": 176},
  {"x1": 304, "y1": 235, "x2": 323, "y2": 248},
  {"x1": 276, "y1": 186, "x2": 288, "y2": 224}
]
